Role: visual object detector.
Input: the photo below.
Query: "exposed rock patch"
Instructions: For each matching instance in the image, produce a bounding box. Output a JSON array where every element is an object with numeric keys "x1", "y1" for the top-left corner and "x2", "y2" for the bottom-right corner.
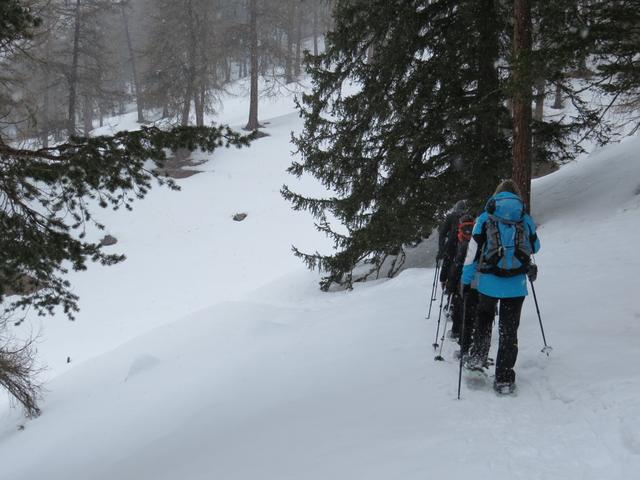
[{"x1": 100, "y1": 235, "x2": 118, "y2": 246}]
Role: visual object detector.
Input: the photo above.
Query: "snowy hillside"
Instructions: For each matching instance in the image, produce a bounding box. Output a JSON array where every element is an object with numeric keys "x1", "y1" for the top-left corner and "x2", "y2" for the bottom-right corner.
[{"x1": 1, "y1": 80, "x2": 640, "y2": 479}]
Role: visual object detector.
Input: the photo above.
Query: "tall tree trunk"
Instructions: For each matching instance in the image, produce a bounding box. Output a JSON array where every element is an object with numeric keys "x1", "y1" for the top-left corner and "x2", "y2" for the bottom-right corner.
[
  {"x1": 42, "y1": 86, "x2": 50, "y2": 148},
  {"x1": 68, "y1": 0, "x2": 81, "y2": 136},
  {"x1": 552, "y1": 81, "x2": 563, "y2": 109},
  {"x1": 121, "y1": 3, "x2": 144, "y2": 123},
  {"x1": 182, "y1": 87, "x2": 193, "y2": 125},
  {"x1": 245, "y1": 0, "x2": 260, "y2": 130},
  {"x1": 195, "y1": 8, "x2": 207, "y2": 127},
  {"x1": 182, "y1": 0, "x2": 196, "y2": 126},
  {"x1": 285, "y1": 0, "x2": 295, "y2": 83},
  {"x1": 83, "y1": 94, "x2": 93, "y2": 135},
  {"x1": 42, "y1": 32, "x2": 53, "y2": 148},
  {"x1": 194, "y1": 84, "x2": 205, "y2": 127},
  {"x1": 533, "y1": 78, "x2": 545, "y2": 121},
  {"x1": 313, "y1": 4, "x2": 319, "y2": 55},
  {"x1": 512, "y1": 0, "x2": 533, "y2": 210},
  {"x1": 294, "y1": 2, "x2": 302, "y2": 78}
]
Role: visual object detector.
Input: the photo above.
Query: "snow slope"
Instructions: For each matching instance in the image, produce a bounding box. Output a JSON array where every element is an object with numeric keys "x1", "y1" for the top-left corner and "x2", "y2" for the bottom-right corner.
[{"x1": 2, "y1": 80, "x2": 640, "y2": 479}]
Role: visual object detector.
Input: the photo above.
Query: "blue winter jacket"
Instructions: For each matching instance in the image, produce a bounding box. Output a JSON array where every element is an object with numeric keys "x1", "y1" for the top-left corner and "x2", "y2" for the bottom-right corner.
[{"x1": 462, "y1": 192, "x2": 540, "y2": 298}]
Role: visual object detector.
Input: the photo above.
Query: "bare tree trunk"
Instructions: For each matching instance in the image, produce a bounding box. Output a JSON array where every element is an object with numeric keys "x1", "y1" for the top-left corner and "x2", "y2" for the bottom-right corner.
[
  {"x1": 121, "y1": 2, "x2": 144, "y2": 123},
  {"x1": 181, "y1": 0, "x2": 196, "y2": 126},
  {"x1": 294, "y1": 2, "x2": 302, "y2": 78},
  {"x1": 194, "y1": 84, "x2": 205, "y2": 127},
  {"x1": 181, "y1": 88, "x2": 193, "y2": 125},
  {"x1": 83, "y1": 94, "x2": 93, "y2": 135},
  {"x1": 552, "y1": 81, "x2": 563, "y2": 109},
  {"x1": 42, "y1": 32, "x2": 53, "y2": 148},
  {"x1": 285, "y1": 0, "x2": 295, "y2": 83},
  {"x1": 533, "y1": 78, "x2": 545, "y2": 122},
  {"x1": 245, "y1": 0, "x2": 260, "y2": 130},
  {"x1": 68, "y1": 0, "x2": 81, "y2": 136},
  {"x1": 225, "y1": 58, "x2": 232, "y2": 83},
  {"x1": 313, "y1": 4, "x2": 319, "y2": 55},
  {"x1": 42, "y1": 86, "x2": 50, "y2": 148},
  {"x1": 512, "y1": 0, "x2": 533, "y2": 209}
]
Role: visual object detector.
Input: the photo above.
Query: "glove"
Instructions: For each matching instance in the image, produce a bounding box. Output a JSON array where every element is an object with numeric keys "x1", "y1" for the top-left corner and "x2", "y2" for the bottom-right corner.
[
  {"x1": 527, "y1": 264, "x2": 538, "y2": 282},
  {"x1": 461, "y1": 283, "x2": 471, "y2": 296},
  {"x1": 436, "y1": 251, "x2": 444, "y2": 261}
]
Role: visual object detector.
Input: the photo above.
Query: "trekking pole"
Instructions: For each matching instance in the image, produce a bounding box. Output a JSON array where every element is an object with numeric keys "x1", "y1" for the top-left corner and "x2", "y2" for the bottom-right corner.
[
  {"x1": 457, "y1": 292, "x2": 468, "y2": 399},
  {"x1": 427, "y1": 259, "x2": 440, "y2": 319},
  {"x1": 529, "y1": 278, "x2": 552, "y2": 356},
  {"x1": 432, "y1": 289, "x2": 446, "y2": 350},
  {"x1": 435, "y1": 294, "x2": 452, "y2": 361}
]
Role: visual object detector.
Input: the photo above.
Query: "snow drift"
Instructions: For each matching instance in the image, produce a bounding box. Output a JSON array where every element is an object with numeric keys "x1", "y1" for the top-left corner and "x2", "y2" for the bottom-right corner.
[{"x1": 1, "y1": 81, "x2": 640, "y2": 479}]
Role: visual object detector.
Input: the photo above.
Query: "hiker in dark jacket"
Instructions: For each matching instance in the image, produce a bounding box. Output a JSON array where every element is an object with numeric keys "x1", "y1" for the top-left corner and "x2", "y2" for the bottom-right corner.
[
  {"x1": 437, "y1": 200, "x2": 469, "y2": 289},
  {"x1": 461, "y1": 180, "x2": 540, "y2": 394},
  {"x1": 443, "y1": 214, "x2": 475, "y2": 341}
]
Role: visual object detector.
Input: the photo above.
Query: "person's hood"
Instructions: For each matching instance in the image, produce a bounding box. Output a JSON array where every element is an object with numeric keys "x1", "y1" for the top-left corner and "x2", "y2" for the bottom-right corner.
[{"x1": 453, "y1": 199, "x2": 468, "y2": 213}]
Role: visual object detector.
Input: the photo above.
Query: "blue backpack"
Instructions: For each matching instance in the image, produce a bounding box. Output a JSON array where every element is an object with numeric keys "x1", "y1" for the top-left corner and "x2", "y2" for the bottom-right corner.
[{"x1": 479, "y1": 196, "x2": 533, "y2": 277}]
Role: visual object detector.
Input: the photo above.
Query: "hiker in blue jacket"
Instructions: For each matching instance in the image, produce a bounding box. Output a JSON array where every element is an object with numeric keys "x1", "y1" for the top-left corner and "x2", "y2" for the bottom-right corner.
[{"x1": 461, "y1": 179, "x2": 540, "y2": 394}]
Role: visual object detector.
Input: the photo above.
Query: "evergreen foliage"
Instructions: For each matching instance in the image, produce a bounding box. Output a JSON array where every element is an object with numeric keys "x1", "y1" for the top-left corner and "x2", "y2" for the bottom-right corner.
[
  {"x1": 0, "y1": 0, "x2": 40, "y2": 50},
  {"x1": 0, "y1": 125, "x2": 253, "y2": 320},
  {"x1": 588, "y1": 0, "x2": 640, "y2": 131},
  {"x1": 284, "y1": 0, "x2": 620, "y2": 290},
  {"x1": 283, "y1": 0, "x2": 512, "y2": 290},
  {"x1": 0, "y1": 4, "x2": 255, "y2": 321},
  {"x1": 527, "y1": 0, "x2": 611, "y2": 167}
]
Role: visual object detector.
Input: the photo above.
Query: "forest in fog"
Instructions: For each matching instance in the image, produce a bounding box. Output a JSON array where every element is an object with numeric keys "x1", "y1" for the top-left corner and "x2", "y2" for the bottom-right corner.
[{"x1": 1, "y1": 0, "x2": 333, "y2": 143}]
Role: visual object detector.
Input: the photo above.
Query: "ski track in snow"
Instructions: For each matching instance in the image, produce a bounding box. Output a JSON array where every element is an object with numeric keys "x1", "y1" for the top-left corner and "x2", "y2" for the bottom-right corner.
[{"x1": 1, "y1": 78, "x2": 640, "y2": 479}]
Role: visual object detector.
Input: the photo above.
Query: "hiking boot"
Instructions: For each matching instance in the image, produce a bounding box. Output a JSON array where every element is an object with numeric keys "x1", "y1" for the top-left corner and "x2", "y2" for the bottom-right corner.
[{"x1": 493, "y1": 380, "x2": 516, "y2": 395}]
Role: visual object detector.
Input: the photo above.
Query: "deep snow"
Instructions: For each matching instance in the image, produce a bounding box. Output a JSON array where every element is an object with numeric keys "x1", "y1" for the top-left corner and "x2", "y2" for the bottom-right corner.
[{"x1": 1, "y1": 78, "x2": 640, "y2": 479}]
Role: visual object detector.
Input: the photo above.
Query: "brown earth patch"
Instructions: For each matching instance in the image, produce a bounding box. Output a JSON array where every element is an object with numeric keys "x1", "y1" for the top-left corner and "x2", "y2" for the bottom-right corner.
[
  {"x1": 3, "y1": 274, "x2": 42, "y2": 297},
  {"x1": 154, "y1": 148, "x2": 207, "y2": 179}
]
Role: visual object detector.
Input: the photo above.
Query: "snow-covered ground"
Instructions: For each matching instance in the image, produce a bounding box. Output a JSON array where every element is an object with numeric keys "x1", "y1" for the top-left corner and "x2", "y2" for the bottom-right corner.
[{"x1": 1, "y1": 78, "x2": 640, "y2": 479}]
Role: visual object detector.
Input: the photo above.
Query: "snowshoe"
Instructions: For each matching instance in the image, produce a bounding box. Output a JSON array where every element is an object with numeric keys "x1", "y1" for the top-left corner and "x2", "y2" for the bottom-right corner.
[
  {"x1": 463, "y1": 360, "x2": 488, "y2": 390},
  {"x1": 463, "y1": 354, "x2": 487, "y2": 373},
  {"x1": 493, "y1": 381, "x2": 516, "y2": 396}
]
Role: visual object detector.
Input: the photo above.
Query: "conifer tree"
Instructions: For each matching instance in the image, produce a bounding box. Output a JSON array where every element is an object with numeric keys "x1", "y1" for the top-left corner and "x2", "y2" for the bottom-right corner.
[
  {"x1": 283, "y1": 0, "x2": 511, "y2": 289},
  {"x1": 0, "y1": 2, "x2": 254, "y2": 324},
  {"x1": 0, "y1": 0, "x2": 255, "y2": 416},
  {"x1": 588, "y1": 0, "x2": 640, "y2": 131},
  {"x1": 284, "y1": 0, "x2": 616, "y2": 289}
]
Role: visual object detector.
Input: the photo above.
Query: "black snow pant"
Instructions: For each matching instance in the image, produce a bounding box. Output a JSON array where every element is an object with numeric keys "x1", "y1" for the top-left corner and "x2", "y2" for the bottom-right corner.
[
  {"x1": 439, "y1": 255, "x2": 452, "y2": 286},
  {"x1": 460, "y1": 288, "x2": 480, "y2": 357},
  {"x1": 450, "y1": 291, "x2": 463, "y2": 336},
  {"x1": 474, "y1": 293, "x2": 525, "y2": 384}
]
